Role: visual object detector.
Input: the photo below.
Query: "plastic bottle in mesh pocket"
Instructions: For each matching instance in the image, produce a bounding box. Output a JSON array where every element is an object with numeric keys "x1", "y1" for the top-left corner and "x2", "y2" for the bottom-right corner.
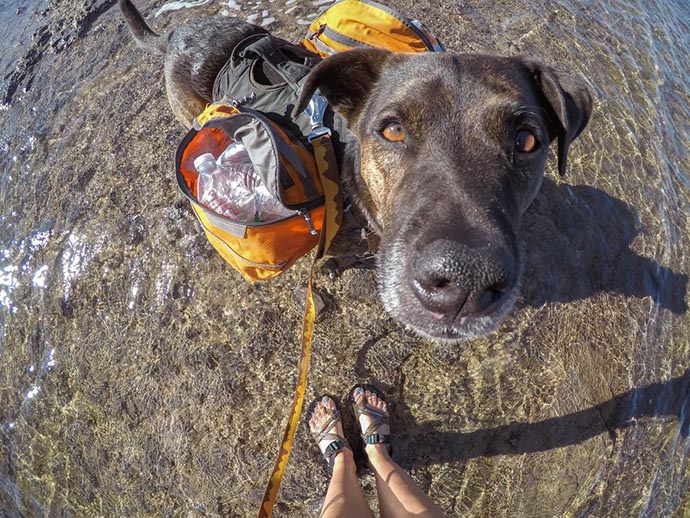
[
  {"x1": 217, "y1": 142, "x2": 296, "y2": 222},
  {"x1": 194, "y1": 152, "x2": 256, "y2": 221}
]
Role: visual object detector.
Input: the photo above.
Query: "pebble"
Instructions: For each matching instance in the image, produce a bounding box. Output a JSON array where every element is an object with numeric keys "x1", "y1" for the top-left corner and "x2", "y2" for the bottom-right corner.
[{"x1": 291, "y1": 284, "x2": 328, "y2": 321}]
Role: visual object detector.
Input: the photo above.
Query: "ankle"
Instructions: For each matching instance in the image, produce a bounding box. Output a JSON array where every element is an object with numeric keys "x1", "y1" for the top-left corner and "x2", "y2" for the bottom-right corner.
[
  {"x1": 365, "y1": 443, "x2": 391, "y2": 465},
  {"x1": 331, "y1": 447, "x2": 355, "y2": 470}
]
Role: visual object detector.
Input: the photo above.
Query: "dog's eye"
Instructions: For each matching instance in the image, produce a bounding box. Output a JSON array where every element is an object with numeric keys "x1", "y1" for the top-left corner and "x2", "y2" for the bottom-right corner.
[
  {"x1": 515, "y1": 129, "x2": 537, "y2": 153},
  {"x1": 381, "y1": 122, "x2": 405, "y2": 143}
]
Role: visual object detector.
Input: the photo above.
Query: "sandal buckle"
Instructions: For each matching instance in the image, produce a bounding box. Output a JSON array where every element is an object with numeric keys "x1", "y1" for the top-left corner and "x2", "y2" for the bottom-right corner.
[
  {"x1": 364, "y1": 434, "x2": 390, "y2": 445},
  {"x1": 325, "y1": 440, "x2": 346, "y2": 454}
]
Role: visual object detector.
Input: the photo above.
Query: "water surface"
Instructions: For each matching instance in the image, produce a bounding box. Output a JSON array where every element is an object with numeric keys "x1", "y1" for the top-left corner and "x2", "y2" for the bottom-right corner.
[{"x1": 0, "y1": 0, "x2": 688, "y2": 516}]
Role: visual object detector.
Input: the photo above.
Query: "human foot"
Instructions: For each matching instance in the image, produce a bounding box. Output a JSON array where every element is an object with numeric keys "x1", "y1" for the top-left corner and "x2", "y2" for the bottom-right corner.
[
  {"x1": 306, "y1": 395, "x2": 351, "y2": 471},
  {"x1": 349, "y1": 385, "x2": 392, "y2": 456}
]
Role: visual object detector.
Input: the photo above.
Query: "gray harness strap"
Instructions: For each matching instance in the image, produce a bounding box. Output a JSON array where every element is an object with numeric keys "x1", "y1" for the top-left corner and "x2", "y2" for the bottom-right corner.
[{"x1": 236, "y1": 34, "x2": 314, "y2": 91}]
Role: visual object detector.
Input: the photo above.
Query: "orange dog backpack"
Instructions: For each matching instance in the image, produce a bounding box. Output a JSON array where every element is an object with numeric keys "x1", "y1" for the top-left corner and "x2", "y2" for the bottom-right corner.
[
  {"x1": 175, "y1": 2, "x2": 444, "y2": 284},
  {"x1": 175, "y1": 35, "x2": 344, "y2": 282},
  {"x1": 176, "y1": 101, "x2": 333, "y2": 282}
]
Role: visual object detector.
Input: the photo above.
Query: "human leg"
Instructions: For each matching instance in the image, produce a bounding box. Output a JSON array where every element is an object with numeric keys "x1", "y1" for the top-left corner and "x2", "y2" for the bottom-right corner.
[
  {"x1": 307, "y1": 395, "x2": 374, "y2": 518},
  {"x1": 351, "y1": 387, "x2": 447, "y2": 518}
]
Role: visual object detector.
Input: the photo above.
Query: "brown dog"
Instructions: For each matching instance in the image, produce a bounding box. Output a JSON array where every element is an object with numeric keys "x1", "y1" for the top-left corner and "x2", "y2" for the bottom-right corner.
[{"x1": 120, "y1": 0, "x2": 592, "y2": 342}]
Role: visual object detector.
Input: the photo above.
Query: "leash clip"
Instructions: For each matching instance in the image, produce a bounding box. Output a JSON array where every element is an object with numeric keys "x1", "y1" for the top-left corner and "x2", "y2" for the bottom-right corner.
[{"x1": 305, "y1": 90, "x2": 331, "y2": 142}]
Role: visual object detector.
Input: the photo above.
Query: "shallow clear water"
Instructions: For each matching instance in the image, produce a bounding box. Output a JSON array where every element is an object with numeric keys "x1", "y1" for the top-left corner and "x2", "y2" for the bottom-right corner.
[{"x1": 0, "y1": 0, "x2": 688, "y2": 516}]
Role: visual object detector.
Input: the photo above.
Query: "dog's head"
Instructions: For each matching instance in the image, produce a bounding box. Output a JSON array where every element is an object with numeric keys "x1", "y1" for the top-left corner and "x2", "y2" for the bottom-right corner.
[{"x1": 295, "y1": 50, "x2": 592, "y2": 342}]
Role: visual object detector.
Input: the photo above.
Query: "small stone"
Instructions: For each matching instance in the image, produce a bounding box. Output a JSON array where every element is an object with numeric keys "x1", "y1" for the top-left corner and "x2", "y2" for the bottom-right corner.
[
  {"x1": 342, "y1": 268, "x2": 377, "y2": 301},
  {"x1": 292, "y1": 284, "x2": 328, "y2": 321}
]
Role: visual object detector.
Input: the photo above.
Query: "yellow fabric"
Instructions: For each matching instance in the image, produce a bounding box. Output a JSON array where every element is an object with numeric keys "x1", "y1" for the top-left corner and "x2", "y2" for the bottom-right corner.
[
  {"x1": 257, "y1": 133, "x2": 342, "y2": 518},
  {"x1": 303, "y1": 0, "x2": 432, "y2": 56},
  {"x1": 193, "y1": 203, "x2": 324, "y2": 282},
  {"x1": 313, "y1": 134, "x2": 344, "y2": 257},
  {"x1": 258, "y1": 271, "x2": 316, "y2": 518},
  {"x1": 195, "y1": 102, "x2": 240, "y2": 126}
]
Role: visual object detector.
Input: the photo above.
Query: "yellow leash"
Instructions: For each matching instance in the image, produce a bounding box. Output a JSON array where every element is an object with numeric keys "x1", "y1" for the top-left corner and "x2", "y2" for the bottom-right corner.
[{"x1": 258, "y1": 131, "x2": 343, "y2": 518}]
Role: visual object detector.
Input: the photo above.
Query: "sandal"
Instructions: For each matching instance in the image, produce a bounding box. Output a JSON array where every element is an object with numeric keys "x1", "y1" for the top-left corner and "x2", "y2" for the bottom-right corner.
[
  {"x1": 305, "y1": 395, "x2": 351, "y2": 472},
  {"x1": 348, "y1": 384, "x2": 392, "y2": 454}
]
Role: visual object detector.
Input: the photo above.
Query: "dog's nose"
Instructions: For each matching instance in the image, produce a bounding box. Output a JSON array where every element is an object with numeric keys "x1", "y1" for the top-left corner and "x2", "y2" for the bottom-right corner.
[{"x1": 412, "y1": 239, "x2": 514, "y2": 318}]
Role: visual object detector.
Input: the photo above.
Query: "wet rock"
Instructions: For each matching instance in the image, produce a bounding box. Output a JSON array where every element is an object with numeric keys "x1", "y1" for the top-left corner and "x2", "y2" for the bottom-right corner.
[
  {"x1": 291, "y1": 283, "x2": 328, "y2": 321},
  {"x1": 57, "y1": 297, "x2": 74, "y2": 318},
  {"x1": 73, "y1": 167, "x2": 96, "y2": 191},
  {"x1": 117, "y1": 214, "x2": 147, "y2": 246},
  {"x1": 341, "y1": 267, "x2": 378, "y2": 302}
]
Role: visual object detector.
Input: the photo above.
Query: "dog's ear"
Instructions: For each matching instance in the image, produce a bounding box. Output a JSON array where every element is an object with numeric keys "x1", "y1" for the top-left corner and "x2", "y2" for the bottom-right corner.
[
  {"x1": 292, "y1": 48, "x2": 392, "y2": 121},
  {"x1": 528, "y1": 62, "x2": 593, "y2": 176}
]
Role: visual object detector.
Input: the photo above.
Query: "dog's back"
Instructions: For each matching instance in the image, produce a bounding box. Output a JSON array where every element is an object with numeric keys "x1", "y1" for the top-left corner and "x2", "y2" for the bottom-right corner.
[{"x1": 119, "y1": 0, "x2": 270, "y2": 128}]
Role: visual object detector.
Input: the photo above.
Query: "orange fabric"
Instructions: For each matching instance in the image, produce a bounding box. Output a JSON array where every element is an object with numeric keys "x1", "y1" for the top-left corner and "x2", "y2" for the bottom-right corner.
[{"x1": 192, "y1": 203, "x2": 324, "y2": 282}]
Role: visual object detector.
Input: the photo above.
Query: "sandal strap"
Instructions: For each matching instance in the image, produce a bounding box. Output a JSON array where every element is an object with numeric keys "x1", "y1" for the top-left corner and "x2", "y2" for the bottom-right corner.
[
  {"x1": 322, "y1": 438, "x2": 350, "y2": 471},
  {"x1": 320, "y1": 432, "x2": 347, "y2": 445},
  {"x1": 311, "y1": 411, "x2": 341, "y2": 442},
  {"x1": 362, "y1": 419, "x2": 387, "y2": 437},
  {"x1": 323, "y1": 438, "x2": 348, "y2": 457},
  {"x1": 353, "y1": 405, "x2": 388, "y2": 420},
  {"x1": 355, "y1": 405, "x2": 389, "y2": 438}
]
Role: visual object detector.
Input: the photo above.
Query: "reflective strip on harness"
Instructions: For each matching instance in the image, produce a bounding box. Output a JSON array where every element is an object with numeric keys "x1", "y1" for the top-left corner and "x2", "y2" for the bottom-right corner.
[{"x1": 202, "y1": 206, "x2": 248, "y2": 238}]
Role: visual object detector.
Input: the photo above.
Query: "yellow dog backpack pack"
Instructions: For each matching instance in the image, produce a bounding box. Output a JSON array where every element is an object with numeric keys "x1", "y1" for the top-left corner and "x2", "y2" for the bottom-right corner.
[
  {"x1": 175, "y1": 2, "x2": 444, "y2": 283},
  {"x1": 303, "y1": 0, "x2": 445, "y2": 56}
]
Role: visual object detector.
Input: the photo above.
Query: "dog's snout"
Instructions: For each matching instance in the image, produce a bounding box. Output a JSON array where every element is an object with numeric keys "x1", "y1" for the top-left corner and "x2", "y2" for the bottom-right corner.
[{"x1": 412, "y1": 239, "x2": 514, "y2": 318}]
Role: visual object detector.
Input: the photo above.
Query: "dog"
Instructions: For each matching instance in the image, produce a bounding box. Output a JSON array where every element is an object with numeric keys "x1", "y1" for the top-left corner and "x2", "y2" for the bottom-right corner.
[{"x1": 120, "y1": 0, "x2": 592, "y2": 342}]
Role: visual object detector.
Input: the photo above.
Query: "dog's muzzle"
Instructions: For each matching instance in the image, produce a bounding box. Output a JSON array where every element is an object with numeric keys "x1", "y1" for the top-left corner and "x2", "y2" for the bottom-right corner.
[
  {"x1": 379, "y1": 234, "x2": 521, "y2": 341},
  {"x1": 411, "y1": 238, "x2": 515, "y2": 319}
]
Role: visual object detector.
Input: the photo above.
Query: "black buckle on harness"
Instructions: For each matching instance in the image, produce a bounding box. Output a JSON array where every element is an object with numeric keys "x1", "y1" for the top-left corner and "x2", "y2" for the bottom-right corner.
[{"x1": 309, "y1": 24, "x2": 327, "y2": 40}]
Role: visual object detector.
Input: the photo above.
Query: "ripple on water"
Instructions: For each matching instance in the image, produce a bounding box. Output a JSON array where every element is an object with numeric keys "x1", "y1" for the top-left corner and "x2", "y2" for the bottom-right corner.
[
  {"x1": 154, "y1": 0, "x2": 212, "y2": 17},
  {"x1": 0, "y1": 225, "x2": 52, "y2": 314},
  {"x1": 60, "y1": 231, "x2": 105, "y2": 301}
]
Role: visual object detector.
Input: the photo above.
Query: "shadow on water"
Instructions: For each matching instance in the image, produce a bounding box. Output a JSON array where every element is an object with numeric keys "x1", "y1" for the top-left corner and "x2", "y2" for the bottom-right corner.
[
  {"x1": 399, "y1": 367, "x2": 690, "y2": 464},
  {"x1": 519, "y1": 178, "x2": 687, "y2": 315}
]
